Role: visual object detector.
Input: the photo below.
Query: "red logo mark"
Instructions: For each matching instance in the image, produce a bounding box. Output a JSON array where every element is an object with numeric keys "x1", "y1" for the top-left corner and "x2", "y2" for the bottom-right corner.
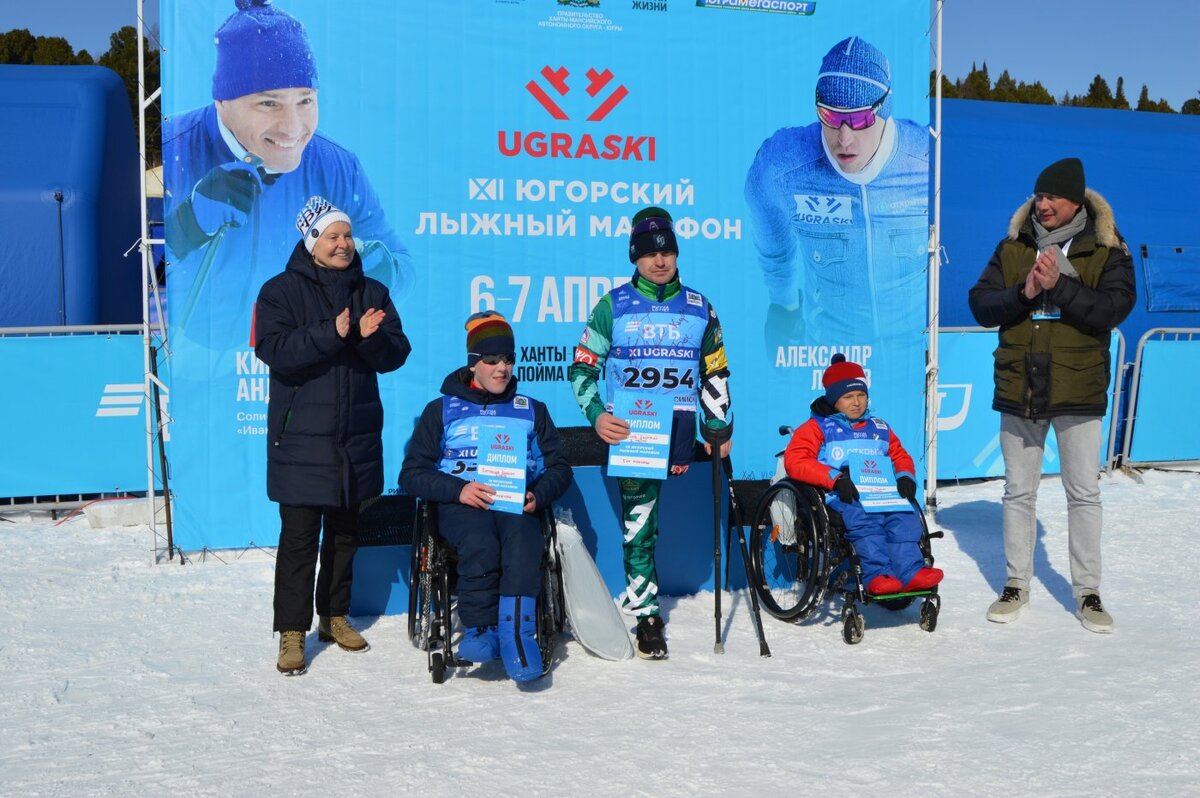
[
  {"x1": 863, "y1": 459, "x2": 877, "y2": 469},
  {"x1": 526, "y1": 66, "x2": 629, "y2": 122},
  {"x1": 573, "y1": 346, "x2": 597, "y2": 367},
  {"x1": 495, "y1": 433, "x2": 511, "y2": 444},
  {"x1": 635, "y1": 399, "x2": 653, "y2": 410}
]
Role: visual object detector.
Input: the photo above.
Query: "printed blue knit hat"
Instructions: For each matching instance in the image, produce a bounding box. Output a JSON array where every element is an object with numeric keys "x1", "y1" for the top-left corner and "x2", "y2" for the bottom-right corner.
[
  {"x1": 296, "y1": 196, "x2": 350, "y2": 253},
  {"x1": 815, "y1": 36, "x2": 892, "y2": 117},
  {"x1": 212, "y1": 0, "x2": 319, "y2": 101}
]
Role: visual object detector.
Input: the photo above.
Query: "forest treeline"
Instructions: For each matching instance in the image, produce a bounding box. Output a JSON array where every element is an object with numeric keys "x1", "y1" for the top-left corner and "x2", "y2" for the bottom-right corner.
[{"x1": 936, "y1": 63, "x2": 1199, "y2": 115}]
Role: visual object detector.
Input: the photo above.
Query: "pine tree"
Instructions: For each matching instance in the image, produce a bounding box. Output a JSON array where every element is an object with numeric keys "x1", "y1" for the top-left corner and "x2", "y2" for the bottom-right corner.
[
  {"x1": 992, "y1": 70, "x2": 1018, "y2": 103},
  {"x1": 929, "y1": 70, "x2": 958, "y2": 99},
  {"x1": 960, "y1": 62, "x2": 992, "y2": 100},
  {"x1": 1114, "y1": 77, "x2": 1130, "y2": 110},
  {"x1": 1182, "y1": 94, "x2": 1200, "y2": 115},
  {"x1": 1081, "y1": 75, "x2": 1114, "y2": 108},
  {"x1": 0, "y1": 28, "x2": 38, "y2": 64},
  {"x1": 1016, "y1": 81, "x2": 1055, "y2": 105},
  {"x1": 1136, "y1": 85, "x2": 1154, "y2": 111}
]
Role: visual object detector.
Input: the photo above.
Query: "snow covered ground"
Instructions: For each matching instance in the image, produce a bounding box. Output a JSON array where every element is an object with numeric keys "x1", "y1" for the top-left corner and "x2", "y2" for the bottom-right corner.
[{"x1": 2, "y1": 468, "x2": 1198, "y2": 797}]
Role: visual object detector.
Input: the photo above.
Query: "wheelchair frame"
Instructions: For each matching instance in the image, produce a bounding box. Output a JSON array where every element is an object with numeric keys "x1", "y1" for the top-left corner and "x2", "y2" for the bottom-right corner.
[
  {"x1": 406, "y1": 498, "x2": 566, "y2": 683},
  {"x1": 747, "y1": 477, "x2": 942, "y2": 644}
]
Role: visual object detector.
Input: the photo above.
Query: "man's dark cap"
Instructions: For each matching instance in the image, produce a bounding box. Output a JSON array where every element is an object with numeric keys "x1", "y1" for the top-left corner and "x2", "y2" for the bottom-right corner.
[{"x1": 1034, "y1": 157, "x2": 1086, "y2": 205}]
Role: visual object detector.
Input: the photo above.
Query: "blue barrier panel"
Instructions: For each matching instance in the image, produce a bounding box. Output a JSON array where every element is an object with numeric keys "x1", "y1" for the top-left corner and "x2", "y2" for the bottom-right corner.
[
  {"x1": 1127, "y1": 338, "x2": 1200, "y2": 463},
  {"x1": 936, "y1": 329, "x2": 1119, "y2": 479},
  {"x1": 0, "y1": 332, "x2": 145, "y2": 496}
]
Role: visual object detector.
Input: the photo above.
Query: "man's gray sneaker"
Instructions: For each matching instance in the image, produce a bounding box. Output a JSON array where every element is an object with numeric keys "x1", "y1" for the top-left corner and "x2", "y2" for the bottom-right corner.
[
  {"x1": 986, "y1": 585, "x2": 1028, "y2": 623},
  {"x1": 1076, "y1": 592, "x2": 1113, "y2": 634}
]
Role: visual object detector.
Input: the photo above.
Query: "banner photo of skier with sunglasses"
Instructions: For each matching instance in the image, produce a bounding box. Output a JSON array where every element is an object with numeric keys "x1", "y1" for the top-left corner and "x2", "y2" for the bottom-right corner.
[{"x1": 745, "y1": 35, "x2": 929, "y2": 349}]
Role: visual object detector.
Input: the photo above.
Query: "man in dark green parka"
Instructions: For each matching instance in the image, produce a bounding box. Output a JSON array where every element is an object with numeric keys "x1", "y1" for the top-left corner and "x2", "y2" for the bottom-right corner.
[{"x1": 969, "y1": 157, "x2": 1134, "y2": 634}]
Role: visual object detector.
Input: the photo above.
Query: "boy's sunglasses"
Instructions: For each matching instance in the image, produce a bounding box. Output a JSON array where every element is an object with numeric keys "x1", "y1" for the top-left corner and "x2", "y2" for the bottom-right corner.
[
  {"x1": 477, "y1": 353, "x2": 515, "y2": 365},
  {"x1": 815, "y1": 91, "x2": 888, "y2": 131}
]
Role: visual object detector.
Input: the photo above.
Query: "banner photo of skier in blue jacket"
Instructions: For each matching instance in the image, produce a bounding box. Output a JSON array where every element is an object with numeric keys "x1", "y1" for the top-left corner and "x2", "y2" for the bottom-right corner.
[
  {"x1": 744, "y1": 34, "x2": 929, "y2": 486},
  {"x1": 161, "y1": 1, "x2": 929, "y2": 551}
]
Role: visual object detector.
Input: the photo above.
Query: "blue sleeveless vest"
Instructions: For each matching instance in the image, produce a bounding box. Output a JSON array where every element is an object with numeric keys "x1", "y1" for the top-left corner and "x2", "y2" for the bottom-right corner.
[
  {"x1": 437, "y1": 394, "x2": 544, "y2": 481},
  {"x1": 816, "y1": 415, "x2": 890, "y2": 469}
]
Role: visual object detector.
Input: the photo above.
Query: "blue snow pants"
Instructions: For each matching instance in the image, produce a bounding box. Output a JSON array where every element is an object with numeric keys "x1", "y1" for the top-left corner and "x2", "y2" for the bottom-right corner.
[
  {"x1": 437, "y1": 503, "x2": 544, "y2": 628},
  {"x1": 827, "y1": 498, "x2": 924, "y2": 586}
]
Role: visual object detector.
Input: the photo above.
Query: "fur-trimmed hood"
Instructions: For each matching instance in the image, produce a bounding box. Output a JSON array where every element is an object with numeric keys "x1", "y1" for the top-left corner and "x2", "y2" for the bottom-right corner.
[{"x1": 1006, "y1": 188, "x2": 1120, "y2": 248}]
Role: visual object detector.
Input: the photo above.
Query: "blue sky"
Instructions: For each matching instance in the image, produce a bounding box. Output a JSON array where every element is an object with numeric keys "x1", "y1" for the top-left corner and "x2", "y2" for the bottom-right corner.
[
  {"x1": 940, "y1": 0, "x2": 1197, "y2": 109},
  {"x1": 4, "y1": 1, "x2": 1196, "y2": 110}
]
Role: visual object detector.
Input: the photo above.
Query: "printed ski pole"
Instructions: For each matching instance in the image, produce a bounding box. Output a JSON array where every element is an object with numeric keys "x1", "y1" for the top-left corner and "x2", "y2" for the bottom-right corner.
[
  {"x1": 711, "y1": 443, "x2": 724, "y2": 654},
  {"x1": 723, "y1": 455, "x2": 772, "y2": 657}
]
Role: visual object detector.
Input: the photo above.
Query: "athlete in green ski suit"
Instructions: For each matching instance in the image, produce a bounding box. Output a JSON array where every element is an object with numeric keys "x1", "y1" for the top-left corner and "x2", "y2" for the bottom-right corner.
[{"x1": 568, "y1": 207, "x2": 732, "y2": 657}]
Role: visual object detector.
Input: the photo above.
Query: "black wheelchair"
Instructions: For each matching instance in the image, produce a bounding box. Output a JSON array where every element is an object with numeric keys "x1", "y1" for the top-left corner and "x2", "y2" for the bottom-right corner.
[
  {"x1": 746, "y1": 441, "x2": 943, "y2": 645},
  {"x1": 406, "y1": 499, "x2": 566, "y2": 683}
]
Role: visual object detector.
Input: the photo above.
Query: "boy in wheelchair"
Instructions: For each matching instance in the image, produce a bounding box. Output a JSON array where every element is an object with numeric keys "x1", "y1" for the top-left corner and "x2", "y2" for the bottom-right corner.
[
  {"x1": 783, "y1": 354, "x2": 942, "y2": 596},
  {"x1": 400, "y1": 312, "x2": 572, "y2": 682}
]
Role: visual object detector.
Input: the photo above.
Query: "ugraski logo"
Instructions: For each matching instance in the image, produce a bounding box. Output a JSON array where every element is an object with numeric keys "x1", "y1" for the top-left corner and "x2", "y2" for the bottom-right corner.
[{"x1": 499, "y1": 65, "x2": 656, "y2": 161}]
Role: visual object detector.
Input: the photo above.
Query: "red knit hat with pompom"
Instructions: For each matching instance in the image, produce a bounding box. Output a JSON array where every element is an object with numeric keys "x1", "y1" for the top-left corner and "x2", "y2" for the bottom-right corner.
[{"x1": 822, "y1": 353, "x2": 868, "y2": 403}]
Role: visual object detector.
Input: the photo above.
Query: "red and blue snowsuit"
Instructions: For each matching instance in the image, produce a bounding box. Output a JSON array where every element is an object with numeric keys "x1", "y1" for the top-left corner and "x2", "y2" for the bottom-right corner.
[{"x1": 784, "y1": 397, "x2": 923, "y2": 586}]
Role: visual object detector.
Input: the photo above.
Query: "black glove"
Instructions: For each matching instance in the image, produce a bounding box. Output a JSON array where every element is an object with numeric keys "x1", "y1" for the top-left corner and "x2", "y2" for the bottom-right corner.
[
  {"x1": 896, "y1": 476, "x2": 917, "y2": 501},
  {"x1": 190, "y1": 162, "x2": 264, "y2": 235},
  {"x1": 834, "y1": 474, "x2": 859, "y2": 503}
]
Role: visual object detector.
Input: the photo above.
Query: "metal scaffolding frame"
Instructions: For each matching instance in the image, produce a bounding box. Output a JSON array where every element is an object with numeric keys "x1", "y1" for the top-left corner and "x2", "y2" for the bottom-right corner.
[{"x1": 136, "y1": 0, "x2": 175, "y2": 562}]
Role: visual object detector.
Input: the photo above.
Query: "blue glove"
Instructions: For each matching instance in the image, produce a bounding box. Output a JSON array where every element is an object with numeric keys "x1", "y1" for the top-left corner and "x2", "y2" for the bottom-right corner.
[{"x1": 189, "y1": 162, "x2": 263, "y2": 236}]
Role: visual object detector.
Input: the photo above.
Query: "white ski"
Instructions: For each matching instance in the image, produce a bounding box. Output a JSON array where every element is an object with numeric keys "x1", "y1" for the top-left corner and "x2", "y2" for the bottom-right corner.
[{"x1": 554, "y1": 509, "x2": 634, "y2": 661}]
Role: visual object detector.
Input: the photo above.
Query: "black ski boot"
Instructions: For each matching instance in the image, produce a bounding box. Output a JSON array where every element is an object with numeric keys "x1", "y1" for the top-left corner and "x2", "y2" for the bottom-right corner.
[{"x1": 636, "y1": 615, "x2": 669, "y2": 660}]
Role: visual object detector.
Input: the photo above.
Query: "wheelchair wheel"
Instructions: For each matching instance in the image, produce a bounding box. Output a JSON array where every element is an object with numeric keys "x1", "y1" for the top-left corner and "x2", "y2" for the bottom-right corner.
[
  {"x1": 842, "y1": 604, "x2": 865, "y2": 645},
  {"x1": 538, "y1": 523, "x2": 565, "y2": 674},
  {"x1": 919, "y1": 596, "x2": 940, "y2": 633},
  {"x1": 425, "y1": 554, "x2": 454, "y2": 682},
  {"x1": 749, "y1": 481, "x2": 832, "y2": 622},
  {"x1": 409, "y1": 529, "x2": 437, "y2": 650},
  {"x1": 407, "y1": 525, "x2": 425, "y2": 646}
]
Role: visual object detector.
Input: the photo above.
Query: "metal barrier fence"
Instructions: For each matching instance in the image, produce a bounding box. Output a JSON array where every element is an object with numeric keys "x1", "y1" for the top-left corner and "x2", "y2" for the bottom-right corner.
[{"x1": 1120, "y1": 329, "x2": 1200, "y2": 468}]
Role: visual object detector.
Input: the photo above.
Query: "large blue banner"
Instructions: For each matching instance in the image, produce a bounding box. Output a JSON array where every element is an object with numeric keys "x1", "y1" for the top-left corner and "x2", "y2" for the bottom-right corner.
[{"x1": 162, "y1": 0, "x2": 929, "y2": 550}]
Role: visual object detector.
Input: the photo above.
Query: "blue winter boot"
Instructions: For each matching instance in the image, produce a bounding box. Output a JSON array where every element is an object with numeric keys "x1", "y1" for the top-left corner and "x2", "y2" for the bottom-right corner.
[
  {"x1": 498, "y1": 595, "x2": 542, "y2": 682},
  {"x1": 457, "y1": 625, "x2": 499, "y2": 663}
]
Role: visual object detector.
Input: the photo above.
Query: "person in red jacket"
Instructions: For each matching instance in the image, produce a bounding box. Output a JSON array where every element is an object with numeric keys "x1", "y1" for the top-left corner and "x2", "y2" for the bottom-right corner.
[{"x1": 783, "y1": 354, "x2": 942, "y2": 595}]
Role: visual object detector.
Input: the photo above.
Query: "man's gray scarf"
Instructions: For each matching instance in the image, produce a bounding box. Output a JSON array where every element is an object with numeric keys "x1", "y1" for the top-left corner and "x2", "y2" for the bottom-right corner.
[
  {"x1": 1032, "y1": 205, "x2": 1088, "y2": 274},
  {"x1": 1030, "y1": 205, "x2": 1087, "y2": 316}
]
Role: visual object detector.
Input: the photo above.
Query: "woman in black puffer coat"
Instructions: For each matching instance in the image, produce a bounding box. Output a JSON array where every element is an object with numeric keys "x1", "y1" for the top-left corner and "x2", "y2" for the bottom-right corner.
[{"x1": 254, "y1": 197, "x2": 411, "y2": 674}]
